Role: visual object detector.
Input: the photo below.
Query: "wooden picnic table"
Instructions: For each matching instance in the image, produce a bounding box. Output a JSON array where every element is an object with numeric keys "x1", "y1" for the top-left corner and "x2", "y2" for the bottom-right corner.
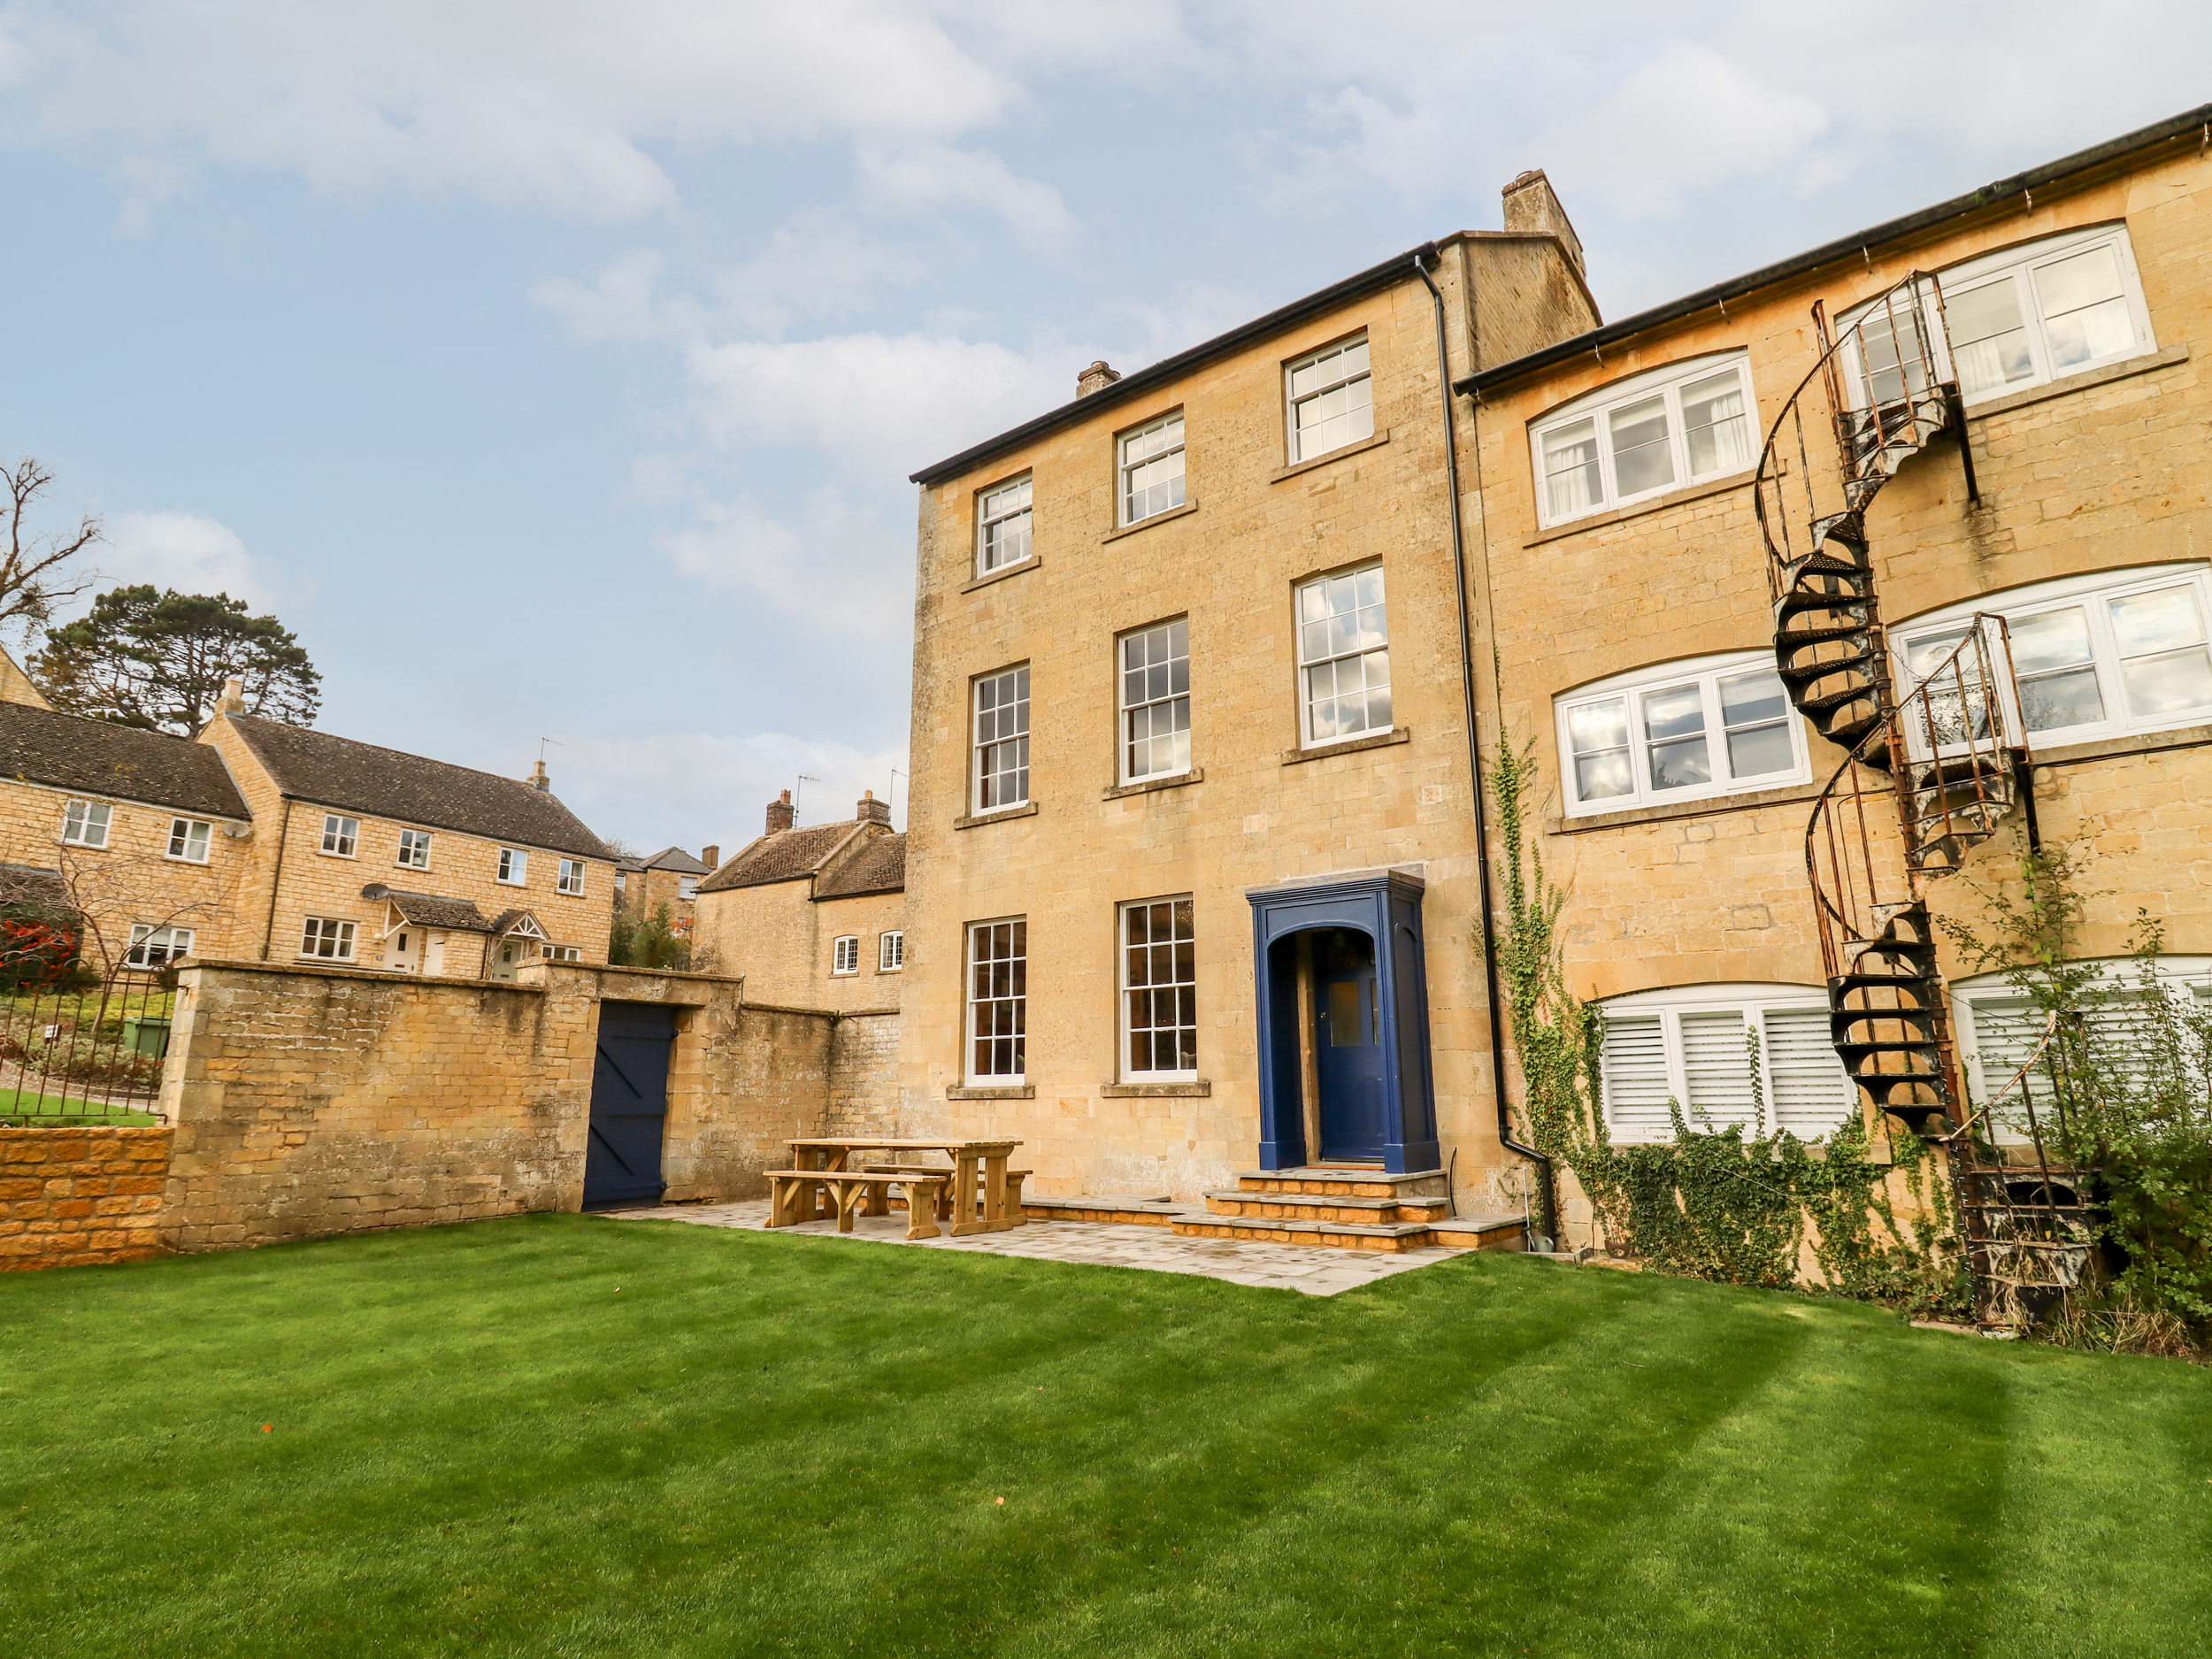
[{"x1": 775, "y1": 1138, "x2": 1025, "y2": 1237}]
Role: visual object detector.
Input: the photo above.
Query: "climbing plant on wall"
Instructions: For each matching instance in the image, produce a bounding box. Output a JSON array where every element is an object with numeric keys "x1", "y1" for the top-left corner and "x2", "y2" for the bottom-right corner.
[{"x1": 1486, "y1": 737, "x2": 1964, "y2": 1316}]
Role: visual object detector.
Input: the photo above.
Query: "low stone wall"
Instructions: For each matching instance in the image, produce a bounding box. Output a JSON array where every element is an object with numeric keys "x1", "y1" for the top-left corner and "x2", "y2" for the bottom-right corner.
[
  {"x1": 159, "y1": 959, "x2": 853, "y2": 1252},
  {"x1": 826, "y1": 1010, "x2": 902, "y2": 1140},
  {"x1": 0, "y1": 1126, "x2": 172, "y2": 1271}
]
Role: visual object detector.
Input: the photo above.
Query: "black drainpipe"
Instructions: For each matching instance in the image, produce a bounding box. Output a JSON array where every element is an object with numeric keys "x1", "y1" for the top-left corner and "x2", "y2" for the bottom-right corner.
[{"x1": 1414, "y1": 245, "x2": 1558, "y2": 1248}]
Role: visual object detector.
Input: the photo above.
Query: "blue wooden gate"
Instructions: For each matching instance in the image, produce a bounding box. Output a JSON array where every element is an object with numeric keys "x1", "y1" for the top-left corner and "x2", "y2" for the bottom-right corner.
[{"x1": 582, "y1": 1001, "x2": 676, "y2": 1209}]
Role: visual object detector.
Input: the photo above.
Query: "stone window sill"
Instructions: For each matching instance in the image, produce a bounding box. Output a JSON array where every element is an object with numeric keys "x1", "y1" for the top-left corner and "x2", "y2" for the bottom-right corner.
[
  {"x1": 1101, "y1": 1079, "x2": 1211, "y2": 1098},
  {"x1": 1524, "y1": 475, "x2": 1754, "y2": 549},
  {"x1": 1102, "y1": 768, "x2": 1203, "y2": 802},
  {"x1": 1965, "y1": 343, "x2": 2189, "y2": 423},
  {"x1": 953, "y1": 802, "x2": 1039, "y2": 831},
  {"x1": 947, "y1": 1084, "x2": 1033, "y2": 1101},
  {"x1": 959, "y1": 555, "x2": 1041, "y2": 595},
  {"x1": 1282, "y1": 726, "x2": 1410, "y2": 766},
  {"x1": 1550, "y1": 779, "x2": 1821, "y2": 834},
  {"x1": 2030, "y1": 721, "x2": 2212, "y2": 771},
  {"x1": 1101, "y1": 499, "x2": 1198, "y2": 543},
  {"x1": 1269, "y1": 429, "x2": 1389, "y2": 484}
]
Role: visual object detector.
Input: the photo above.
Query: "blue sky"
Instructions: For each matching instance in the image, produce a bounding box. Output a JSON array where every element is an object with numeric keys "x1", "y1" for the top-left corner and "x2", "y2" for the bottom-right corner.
[{"x1": 0, "y1": 2, "x2": 2204, "y2": 855}]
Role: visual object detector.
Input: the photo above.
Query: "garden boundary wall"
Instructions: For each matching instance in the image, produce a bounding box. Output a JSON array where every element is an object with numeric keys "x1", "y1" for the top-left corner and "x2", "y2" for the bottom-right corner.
[
  {"x1": 157, "y1": 958, "x2": 882, "y2": 1253},
  {"x1": 0, "y1": 1125, "x2": 172, "y2": 1271}
]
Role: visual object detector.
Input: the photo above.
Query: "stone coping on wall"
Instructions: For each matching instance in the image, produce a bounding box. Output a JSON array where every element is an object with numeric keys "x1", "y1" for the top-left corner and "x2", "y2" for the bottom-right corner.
[{"x1": 172, "y1": 956, "x2": 753, "y2": 1006}]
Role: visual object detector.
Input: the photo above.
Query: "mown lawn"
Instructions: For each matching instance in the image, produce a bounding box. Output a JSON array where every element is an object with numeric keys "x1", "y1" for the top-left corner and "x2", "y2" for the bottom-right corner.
[{"x1": 3, "y1": 1215, "x2": 2208, "y2": 1657}]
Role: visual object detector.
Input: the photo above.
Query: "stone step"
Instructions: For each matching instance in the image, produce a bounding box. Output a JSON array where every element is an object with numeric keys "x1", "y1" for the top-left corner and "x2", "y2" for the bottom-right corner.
[
  {"x1": 1428, "y1": 1213, "x2": 1529, "y2": 1251},
  {"x1": 1171, "y1": 1214, "x2": 1440, "y2": 1253},
  {"x1": 1233, "y1": 1166, "x2": 1449, "y2": 1199},
  {"x1": 1020, "y1": 1193, "x2": 1184, "y2": 1226},
  {"x1": 1203, "y1": 1189, "x2": 1452, "y2": 1225}
]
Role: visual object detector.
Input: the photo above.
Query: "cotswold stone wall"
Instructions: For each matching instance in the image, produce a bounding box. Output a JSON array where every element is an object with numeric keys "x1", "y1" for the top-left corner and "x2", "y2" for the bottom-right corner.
[
  {"x1": 157, "y1": 959, "x2": 876, "y2": 1252},
  {"x1": 826, "y1": 1011, "x2": 902, "y2": 1140},
  {"x1": 0, "y1": 1126, "x2": 172, "y2": 1270}
]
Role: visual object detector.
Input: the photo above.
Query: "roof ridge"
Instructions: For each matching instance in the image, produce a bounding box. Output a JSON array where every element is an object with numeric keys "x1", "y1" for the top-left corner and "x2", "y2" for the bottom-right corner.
[{"x1": 228, "y1": 711, "x2": 550, "y2": 797}]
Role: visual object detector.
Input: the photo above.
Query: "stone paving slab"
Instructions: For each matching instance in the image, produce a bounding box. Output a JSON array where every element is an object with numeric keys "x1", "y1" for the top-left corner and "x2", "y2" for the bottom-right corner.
[{"x1": 591, "y1": 1198, "x2": 1473, "y2": 1296}]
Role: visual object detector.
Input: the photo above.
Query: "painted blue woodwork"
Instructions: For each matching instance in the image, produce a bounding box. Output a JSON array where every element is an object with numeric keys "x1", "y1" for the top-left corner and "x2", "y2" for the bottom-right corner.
[
  {"x1": 1313, "y1": 931, "x2": 1386, "y2": 1159},
  {"x1": 1247, "y1": 870, "x2": 1440, "y2": 1174},
  {"x1": 583, "y1": 1001, "x2": 676, "y2": 1208}
]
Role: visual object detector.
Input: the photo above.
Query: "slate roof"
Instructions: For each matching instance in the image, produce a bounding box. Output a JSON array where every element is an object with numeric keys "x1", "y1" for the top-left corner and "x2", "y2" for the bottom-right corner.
[
  {"x1": 224, "y1": 714, "x2": 613, "y2": 860},
  {"x1": 0, "y1": 703, "x2": 250, "y2": 819},
  {"x1": 360, "y1": 885, "x2": 493, "y2": 933},
  {"x1": 815, "y1": 832, "x2": 905, "y2": 900},
  {"x1": 696, "y1": 823, "x2": 856, "y2": 893},
  {"x1": 641, "y1": 846, "x2": 710, "y2": 874}
]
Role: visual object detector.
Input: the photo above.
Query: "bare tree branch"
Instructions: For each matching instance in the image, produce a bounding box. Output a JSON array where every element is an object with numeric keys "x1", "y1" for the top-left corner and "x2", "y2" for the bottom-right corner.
[{"x1": 0, "y1": 457, "x2": 104, "y2": 645}]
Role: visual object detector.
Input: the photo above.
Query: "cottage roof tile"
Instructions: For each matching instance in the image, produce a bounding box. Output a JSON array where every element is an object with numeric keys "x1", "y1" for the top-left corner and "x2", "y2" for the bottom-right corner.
[
  {"x1": 0, "y1": 703, "x2": 250, "y2": 819},
  {"x1": 696, "y1": 822, "x2": 855, "y2": 893},
  {"x1": 814, "y1": 832, "x2": 905, "y2": 899}
]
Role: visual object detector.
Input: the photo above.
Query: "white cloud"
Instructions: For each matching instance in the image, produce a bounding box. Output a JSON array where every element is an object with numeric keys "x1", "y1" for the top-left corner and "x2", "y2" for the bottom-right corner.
[
  {"x1": 512, "y1": 729, "x2": 909, "y2": 858},
  {"x1": 856, "y1": 140, "x2": 1077, "y2": 254},
  {"x1": 97, "y1": 509, "x2": 286, "y2": 608},
  {"x1": 0, "y1": 0, "x2": 1021, "y2": 221},
  {"x1": 656, "y1": 487, "x2": 914, "y2": 636},
  {"x1": 530, "y1": 249, "x2": 677, "y2": 343}
]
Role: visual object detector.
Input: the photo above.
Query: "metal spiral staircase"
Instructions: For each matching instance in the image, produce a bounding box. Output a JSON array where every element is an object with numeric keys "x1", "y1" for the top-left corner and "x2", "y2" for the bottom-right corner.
[{"x1": 1752, "y1": 276, "x2": 2071, "y2": 1323}]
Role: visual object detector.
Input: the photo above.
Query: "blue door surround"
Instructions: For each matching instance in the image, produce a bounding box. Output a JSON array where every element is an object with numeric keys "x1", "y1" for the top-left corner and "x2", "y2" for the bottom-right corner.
[{"x1": 1248, "y1": 869, "x2": 1440, "y2": 1174}]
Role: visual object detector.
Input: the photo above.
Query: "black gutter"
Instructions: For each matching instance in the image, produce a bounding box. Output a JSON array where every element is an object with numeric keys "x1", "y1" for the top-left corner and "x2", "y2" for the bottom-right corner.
[
  {"x1": 910, "y1": 242, "x2": 1438, "y2": 487},
  {"x1": 1458, "y1": 102, "x2": 2212, "y2": 399},
  {"x1": 1412, "y1": 248, "x2": 1558, "y2": 1245}
]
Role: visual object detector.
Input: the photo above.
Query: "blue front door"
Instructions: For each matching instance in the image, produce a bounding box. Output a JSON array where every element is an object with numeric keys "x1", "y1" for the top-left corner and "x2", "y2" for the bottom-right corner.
[{"x1": 1313, "y1": 929, "x2": 1386, "y2": 1162}]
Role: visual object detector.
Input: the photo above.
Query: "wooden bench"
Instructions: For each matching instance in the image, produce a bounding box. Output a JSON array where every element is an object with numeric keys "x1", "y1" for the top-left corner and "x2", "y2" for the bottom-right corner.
[
  {"x1": 765, "y1": 1171, "x2": 948, "y2": 1240},
  {"x1": 866, "y1": 1164, "x2": 1030, "y2": 1219}
]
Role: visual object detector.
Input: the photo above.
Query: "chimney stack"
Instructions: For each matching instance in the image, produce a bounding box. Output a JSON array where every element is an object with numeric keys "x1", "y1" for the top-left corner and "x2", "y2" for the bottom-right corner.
[
  {"x1": 215, "y1": 676, "x2": 246, "y2": 717},
  {"x1": 527, "y1": 759, "x2": 549, "y2": 792},
  {"x1": 765, "y1": 790, "x2": 794, "y2": 833},
  {"x1": 1076, "y1": 359, "x2": 1121, "y2": 397},
  {"x1": 700, "y1": 844, "x2": 719, "y2": 871},
  {"x1": 1501, "y1": 168, "x2": 1585, "y2": 280},
  {"x1": 856, "y1": 789, "x2": 891, "y2": 826}
]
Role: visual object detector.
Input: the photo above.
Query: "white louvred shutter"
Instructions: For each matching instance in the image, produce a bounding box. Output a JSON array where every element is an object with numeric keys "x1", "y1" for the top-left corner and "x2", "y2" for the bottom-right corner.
[
  {"x1": 1599, "y1": 1013, "x2": 1673, "y2": 1141},
  {"x1": 1964, "y1": 995, "x2": 2062, "y2": 1143},
  {"x1": 1762, "y1": 1007, "x2": 1855, "y2": 1140},
  {"x1": 1680, "y1": 1009, "x2": 1760, "y2": 1131}
]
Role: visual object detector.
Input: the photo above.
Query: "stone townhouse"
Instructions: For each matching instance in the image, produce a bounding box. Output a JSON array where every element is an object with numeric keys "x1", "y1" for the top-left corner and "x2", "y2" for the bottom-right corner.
[
  {"x1": 1454, "y1": 104, "x2": 2212, "y2": 1202},
  {"x1": 614, "y1": 845, "x2": 715, "y2": 937},
  {"x1": 693, "y1": 789, "x2": 905, "y2": 1012},
  {"x1": 0, "y1": 667, "x2": 617, "y2": 981},
  {"x1": 896, "y1": 171, "x2": 1598, "y2": 1218}
]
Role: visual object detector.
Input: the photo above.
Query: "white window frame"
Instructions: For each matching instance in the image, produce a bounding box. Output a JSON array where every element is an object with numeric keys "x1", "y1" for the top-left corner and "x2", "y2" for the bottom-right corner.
[
  {"x1": 1118, "y1": 411, "x2": 1187, "y2": 526},
  {"x1": 1891, "y1": 563, "x2": 2212, "y2": 755},
  {"x1": 299, "y1": 916, "x2": 357, "y2": 962},
  {"x1": 496, "y1": 847, "x2": 527, "y2": 886},
  {"x1": 126, "y1": 923, "x2": 195, "y2": 969},
  {"x1": 1286, "y1": 334, "x2": 1373, "y2": 464},
  {"x1": 831, "y1": 935, "x2": 860, "y2": 975},
  {"x1": 1296, "y1": 561, "x2": 1391, "y2": 748},
  {"x1": 165, "y1": 817, "x2": 212, "y2": 864},
  {"x1": 540, "y1": 943, "x2": 582, "y2": 963},
  {"x1": 1529, "y1": 350, "x2": 1757, "y2": 528},
  {"x1": 677, "y1": 874, "x2": 698, "y2": 901},
  {"x1": 972, "y1": 664, "x2": 1031, "y2": 813},
  {"x1": 879, "y1": 931, "x2": 904, "y2": 972},
  {"x1": 61, "y1": 799, "x2": 111, "y2": 849},
  {"x1": 964, "y1": 917, "x2": 1027, "y2": 1085},
  {"x1": 1118, "y1": 895, "x2": 1197, "y2": 1083},
  {"x1": 1557, "y1": 649, "x2": 1811, "y2": 818},
  {"x1": 1839, "y1": 222, "x2": 2156, "y2": 412},
  {"x1": 975, "y1": 472, "x2": 1033, "y2": 576},
  {"x1": 557, "y1": 857, "x2": 586, "y2": 895},
  {"x1": 1118, "y1": 617, "x2": 1191, "y2": 785},
  {"x1": 320, "y1": 814, "x2": 359, "y2": 858},
  {"x1": 396, "y1": 828, "x2": 433, "y2": 870},
  {"x1": 1954, "y1": 957, "x2": 2212, "y2": 1147},
  {"x1": 1595, "y1": 983, "x2": 1857, "y2": 1144}
]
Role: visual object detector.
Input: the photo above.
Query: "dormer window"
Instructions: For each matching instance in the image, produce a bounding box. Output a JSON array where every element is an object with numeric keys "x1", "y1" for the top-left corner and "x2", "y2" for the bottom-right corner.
[{"x1": 1531, "y1": 352, "x2": 1755, "y2": 527}]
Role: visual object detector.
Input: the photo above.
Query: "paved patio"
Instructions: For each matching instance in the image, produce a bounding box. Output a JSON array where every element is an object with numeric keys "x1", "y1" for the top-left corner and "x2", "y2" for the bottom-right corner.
[{"x1": 593, "y1": 1198, "x2": 1474, "y2": 1296}]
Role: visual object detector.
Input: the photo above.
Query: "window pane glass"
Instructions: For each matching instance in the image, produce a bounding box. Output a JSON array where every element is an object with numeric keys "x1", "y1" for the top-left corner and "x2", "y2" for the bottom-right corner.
[
  {"x1": 1542, "y1": 419, "x2": 1601, "y2": 518},
  {"x1": 2019, "y1": 667, "x2": 2107, "y2": 731},
  {"x1": 2033, "y1": 245, "x2": 2133, "y2": 373},
  {"x1": 2120, "y1": 649, "x2": 2212, "y2": 718},
  {"x1": 2108, "y1": 588, "x2": 2206, "y2": 657},
  {"x1": 1647, "y1": 735, "x2": 1710, "y2": 791},
  {"x1": 1944, "y1": 279, "x2": 2034, "y2": 395},
  {"x1": 1680, "y1": 370, "x2": 1751, "y2": 476},
  {"x1": 1725, "y1": 721, "x2": 1794, "y2": 779},
  {"x1": 1565, "y1": 698, "x2": 1628, "y2": 755},
  {"x1": 1640, "y1": 681, "x2": 1704, "y2": 741},
  {"x1": 1575, "y1": 749, "x2": 1632, "y2": 801},
  {"x1": 1609, "y1": 396, "x2": 1674, "y2": 497},
  {"x1": 2011, "y1": 605, "x2": 2095, "y2": 672},
  {"x1": 1717, "y1": 669, "x2": 1786, "y2": 728}
]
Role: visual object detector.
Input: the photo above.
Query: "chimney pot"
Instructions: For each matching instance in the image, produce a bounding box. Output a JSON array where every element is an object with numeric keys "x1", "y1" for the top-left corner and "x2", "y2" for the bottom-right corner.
[
  {"x1": 856, "y1": 789, "x2": 891, "y2": 826},
  {"x1": 701, "y1": 844, "x2": 719, "y2": 871},
  {"x1": 1501, "y1": 168, "x2": 1585, "y2": 280},
  {"x1": 765, "y1": 790, "x2": 795, "y2": 834},
  {"x1": 1076, "y1": 359, "x2": 1121, "y2": 397}
]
